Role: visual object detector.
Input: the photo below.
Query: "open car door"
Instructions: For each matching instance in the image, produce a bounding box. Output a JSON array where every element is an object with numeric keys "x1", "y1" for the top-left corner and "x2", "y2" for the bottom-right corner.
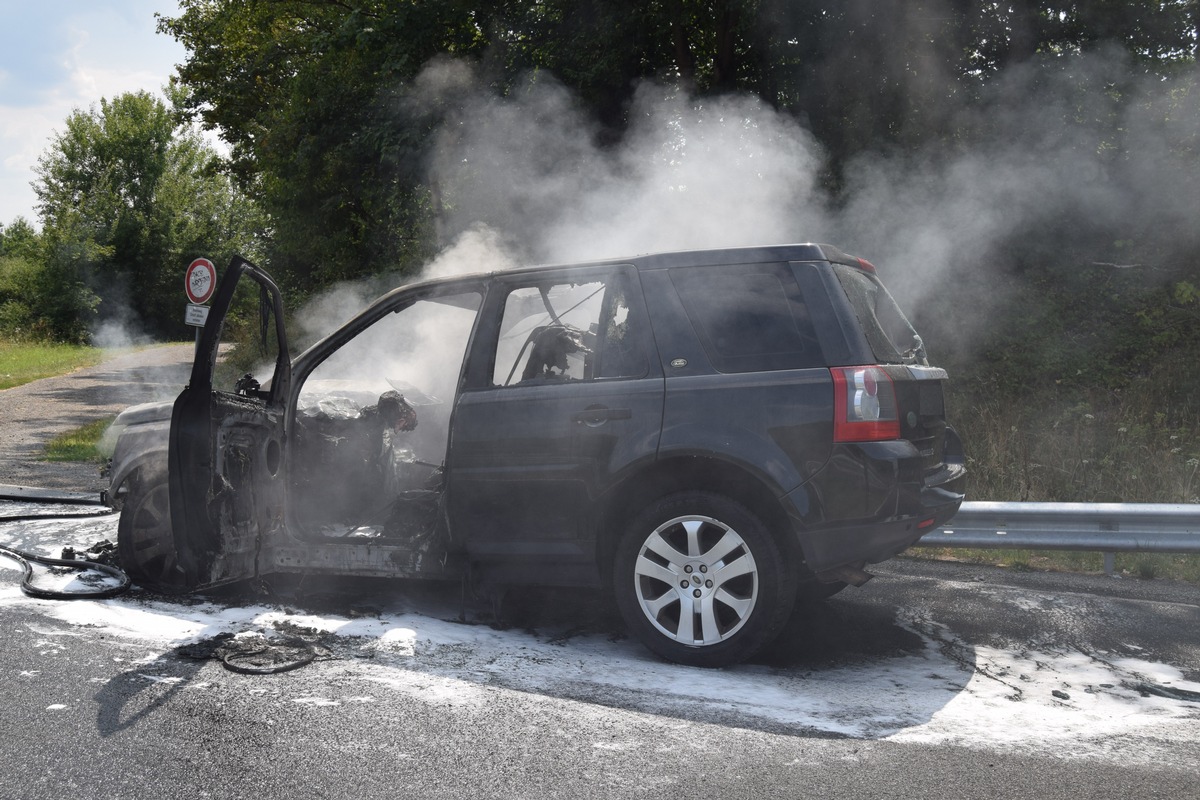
[{"x1": 168, "y1": 256, "x2": 290, "y2": 591}]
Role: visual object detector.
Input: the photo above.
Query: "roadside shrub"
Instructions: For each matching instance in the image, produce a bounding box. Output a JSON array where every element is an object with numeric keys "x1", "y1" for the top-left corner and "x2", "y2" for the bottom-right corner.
[
  {"x1": 0, "y1": 255, "x2": 40, "y2": 340},
  {"x1": 947, "y1": 349, "x2": 1200, "y2": 504}
]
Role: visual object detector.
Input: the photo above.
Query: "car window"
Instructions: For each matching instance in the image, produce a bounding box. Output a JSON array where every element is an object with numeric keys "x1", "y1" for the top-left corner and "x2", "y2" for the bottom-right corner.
[
  {"x1": 491, "y1": 272, "x2": 646, "y2": 386},
  {"x1": 212, "y1": 276, "x2": 287, "y2": 398},
  {"x1": 289, "y1": 290, "x2": 481, "y2": 539},
  {"x1": 831, "y1": 264, "x2": 924, "y2": 364},
  {"x1": 297, "y1": 290, "x2": 482, "y2": 458},
  {"x1": 670, "y1": 263, "x2": 823, "y2": 373}
]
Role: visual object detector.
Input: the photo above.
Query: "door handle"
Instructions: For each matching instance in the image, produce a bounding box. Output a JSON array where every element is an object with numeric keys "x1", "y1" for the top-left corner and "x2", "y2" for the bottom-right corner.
[{"x1": 573, "y1": 407, "x2": 632, "y2": 426}]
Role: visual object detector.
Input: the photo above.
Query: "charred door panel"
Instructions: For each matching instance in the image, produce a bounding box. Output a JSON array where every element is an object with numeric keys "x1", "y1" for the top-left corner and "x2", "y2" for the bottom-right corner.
[
  {"x1": 199, "y1": 399, "x2": 285, "y2": 584},
  {"x1": 169, "y1": 257, "x2": 290, "y2": 591}
]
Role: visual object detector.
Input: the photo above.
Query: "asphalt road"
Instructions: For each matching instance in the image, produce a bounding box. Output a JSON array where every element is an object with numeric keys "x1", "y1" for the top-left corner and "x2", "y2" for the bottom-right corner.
[
  {"x1": 1, "y1": 506, "x2": 1197, "y2": 800},
  {"x1": 0, "y1": 344, "x2": 195, "y2": 491}
]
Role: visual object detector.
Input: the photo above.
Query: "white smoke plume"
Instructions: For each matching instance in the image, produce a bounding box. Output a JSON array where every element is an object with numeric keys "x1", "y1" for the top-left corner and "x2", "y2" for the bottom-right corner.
[
  {"x1": 429, "y1": 77, "x2": 831, "y2": 266},
  {"x1": 293, "y1": 47, "x2": 1198, "y2": 370}
]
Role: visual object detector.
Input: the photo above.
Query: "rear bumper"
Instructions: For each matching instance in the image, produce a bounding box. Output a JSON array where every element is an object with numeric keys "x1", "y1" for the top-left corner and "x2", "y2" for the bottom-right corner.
[{"x1": 783, "y1": 426, "x2": 966, "y2": 575}]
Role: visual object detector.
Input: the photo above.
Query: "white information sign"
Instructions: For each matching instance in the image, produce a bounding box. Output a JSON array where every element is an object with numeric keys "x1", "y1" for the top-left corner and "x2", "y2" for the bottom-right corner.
[{"x1": 185, "y1": 303, "x2": 210, "y2": 327}]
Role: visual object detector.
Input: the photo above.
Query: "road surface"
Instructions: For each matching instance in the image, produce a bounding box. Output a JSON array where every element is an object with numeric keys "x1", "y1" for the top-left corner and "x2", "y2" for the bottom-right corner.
[
  {"x1": 0, "y1": 344, "x2": 194, "y2": 492},
  {"x1": 1, "y1": 349, "x2": 1197, "y2": 797},
  {"x1": 0, "y1": 504, "x2": 1197, "y2": 799}
]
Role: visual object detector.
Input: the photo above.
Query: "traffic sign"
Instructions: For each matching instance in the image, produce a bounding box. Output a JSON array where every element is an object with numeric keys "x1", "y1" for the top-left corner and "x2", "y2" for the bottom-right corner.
[
  {"x1": 185, "y1": 303, "x2": 210, "y2": 327},
  {"x1": 185, "y1": 258, "x2": 216, "y2": 305}
]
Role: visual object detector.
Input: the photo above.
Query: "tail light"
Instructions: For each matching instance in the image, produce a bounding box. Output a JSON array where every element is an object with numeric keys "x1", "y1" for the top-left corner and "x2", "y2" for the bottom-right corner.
[{"x1": 831, "y1": 366, "x2": 900, "y2": 442}]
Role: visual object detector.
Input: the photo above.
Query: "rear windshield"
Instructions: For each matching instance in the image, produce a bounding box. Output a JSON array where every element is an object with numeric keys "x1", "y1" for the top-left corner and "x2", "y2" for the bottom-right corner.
[{"x1": 832, "y1": 264, "x2": 926, "y2": 365}]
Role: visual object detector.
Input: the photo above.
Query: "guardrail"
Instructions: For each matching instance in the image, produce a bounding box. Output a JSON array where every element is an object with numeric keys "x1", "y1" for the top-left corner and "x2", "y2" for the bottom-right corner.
[{"x1": 915, "y1": 501, "x2": 1200, "y2": 573}]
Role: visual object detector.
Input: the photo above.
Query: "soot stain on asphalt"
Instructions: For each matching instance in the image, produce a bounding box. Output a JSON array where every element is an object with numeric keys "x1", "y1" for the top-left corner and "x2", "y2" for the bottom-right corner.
[
  {"x1": 121, "y1": 570, "x2": 943, "y2": 686},
  {"x1": 755, "y1": 597, "x2": 927, "y2": 668}
]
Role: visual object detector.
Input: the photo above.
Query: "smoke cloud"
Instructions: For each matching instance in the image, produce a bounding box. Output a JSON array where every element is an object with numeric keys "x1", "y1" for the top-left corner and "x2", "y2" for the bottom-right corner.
[
  {"x1": 428, "y1": 77, "x2": 830, "y2": 265},
  {"x1": 294, "y1": 46, "x2": 1198, "y2": 378},
  {"x1": 407, "y1": 50, "x2": 1194, "y2": 367},
  {"x1": 273, "y1": 42, "x2": 1200, "y2": 528}
]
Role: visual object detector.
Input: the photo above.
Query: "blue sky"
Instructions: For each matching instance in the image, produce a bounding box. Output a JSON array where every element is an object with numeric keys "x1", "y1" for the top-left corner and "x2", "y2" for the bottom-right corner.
[{"x1": 0, "y1": 1, "x2": 185, "y2": 226}]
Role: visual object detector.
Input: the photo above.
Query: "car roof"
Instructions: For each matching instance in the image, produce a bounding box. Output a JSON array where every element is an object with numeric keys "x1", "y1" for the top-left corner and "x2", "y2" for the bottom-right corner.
[
  {"x1": 395, "y1": 242, "x2": 854, "y2": 294},
  {"x1": 292, "y1": 242, "x2": 862, "y2": 373}
]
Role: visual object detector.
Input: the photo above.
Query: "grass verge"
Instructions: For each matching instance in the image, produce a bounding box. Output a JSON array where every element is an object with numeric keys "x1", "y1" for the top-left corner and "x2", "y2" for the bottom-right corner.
[
  {"x1": 42, "y1": 417, "x2": 115, "y2": 463},
  {"x1": 933, "y1": 359, "x2": 1200, "y2": 585},
  {"x1": 0, "y1": 341, "x2": 105, "y2": 390}
]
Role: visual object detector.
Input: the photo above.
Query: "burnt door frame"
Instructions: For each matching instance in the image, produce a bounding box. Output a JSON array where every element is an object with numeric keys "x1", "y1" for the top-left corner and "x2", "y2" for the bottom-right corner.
[{"x1": 169, "y1": 256, "x2": 291, "y2": 590}]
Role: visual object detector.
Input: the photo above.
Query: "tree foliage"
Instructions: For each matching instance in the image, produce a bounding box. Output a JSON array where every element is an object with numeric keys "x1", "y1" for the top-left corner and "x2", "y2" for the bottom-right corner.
[
  {"x1": 10, "y1": 0, "x2": 1199, "y2": 382},
  {"x1": 0, "y1": 219, "x2": 48, "y2": 339},
  {"x1": 161, "y1": 1, "x2": 490, "y2": 293},
  {"x1": 160, "y1": 1, "x2": 1199, "y2": 265},
  {"x1": 31, "y1": 90, "x2": 263, "y2": 340},
  {"x1": 151, "y1": 0, "x2": 1200, "y2": 431}
]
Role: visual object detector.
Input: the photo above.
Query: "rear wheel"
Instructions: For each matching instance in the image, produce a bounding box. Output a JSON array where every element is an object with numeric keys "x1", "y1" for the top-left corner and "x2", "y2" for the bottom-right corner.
[
  {"x1": 613, "y1": 491, "x2": 797, "y2": 667},
  {"x1": 117, "y1": 467, "x2": 180, "y2": 592}
]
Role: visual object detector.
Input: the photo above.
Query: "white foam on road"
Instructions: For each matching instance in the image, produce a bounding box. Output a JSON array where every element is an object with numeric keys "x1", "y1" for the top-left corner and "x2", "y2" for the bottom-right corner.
[{"x1": 2, "y1": 508, "x2": 1199, "y2": 767}]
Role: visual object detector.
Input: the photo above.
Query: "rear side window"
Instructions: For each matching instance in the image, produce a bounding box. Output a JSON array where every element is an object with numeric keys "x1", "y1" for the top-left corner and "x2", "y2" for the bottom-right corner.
[
  {"x1": 832, "y1": 264, "x2": 923, "y2": 364},
  {"x1": 670, "y1": 263, "x2": 822, "y2": 373}
]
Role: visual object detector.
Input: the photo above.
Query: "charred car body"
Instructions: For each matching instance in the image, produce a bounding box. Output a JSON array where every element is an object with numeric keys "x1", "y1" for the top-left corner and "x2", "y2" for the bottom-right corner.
[{"x1": 107, "y1": 245, "x2": 965, "y2": 666}]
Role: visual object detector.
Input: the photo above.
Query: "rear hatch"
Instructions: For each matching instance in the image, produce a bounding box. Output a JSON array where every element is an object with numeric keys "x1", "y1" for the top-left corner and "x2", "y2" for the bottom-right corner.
[{"x1": 829, "y1": 260, "x2": 959, "y2": 480}]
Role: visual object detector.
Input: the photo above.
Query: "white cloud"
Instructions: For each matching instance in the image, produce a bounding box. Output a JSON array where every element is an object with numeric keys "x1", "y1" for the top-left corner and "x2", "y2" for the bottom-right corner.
[{"x1": 0, "y1": 1, "x2": 185, "y2": 226}]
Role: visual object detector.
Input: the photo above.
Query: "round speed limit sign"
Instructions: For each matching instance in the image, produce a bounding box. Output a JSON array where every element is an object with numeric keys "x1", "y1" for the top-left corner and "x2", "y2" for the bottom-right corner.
[{"x1": 185, "y1": 258, "x2": 216, "y2": 305}]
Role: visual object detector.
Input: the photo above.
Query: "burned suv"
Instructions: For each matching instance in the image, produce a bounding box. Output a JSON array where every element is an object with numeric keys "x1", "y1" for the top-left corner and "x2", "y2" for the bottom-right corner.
[{"x1": 107, "y1": 244, "x2": 965, "y2": 666}]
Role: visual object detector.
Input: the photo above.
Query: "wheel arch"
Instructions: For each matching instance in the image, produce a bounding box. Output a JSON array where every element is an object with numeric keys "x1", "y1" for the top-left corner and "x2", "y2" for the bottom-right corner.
[
  {"x1": 110, "y1": 449, "x2": 168, "y2": 508},
  {"x1": 594, "y1": 455, "x2": 800, "y2": 584}
]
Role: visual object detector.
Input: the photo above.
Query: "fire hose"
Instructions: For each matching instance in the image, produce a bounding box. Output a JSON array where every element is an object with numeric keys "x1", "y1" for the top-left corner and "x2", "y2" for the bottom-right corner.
[
  {"x1": 1, "y1": 488, "x2": 324, "y2": 673},
  {"x1": 0, "y1": 504, "x2": 131, "y2": 600}
]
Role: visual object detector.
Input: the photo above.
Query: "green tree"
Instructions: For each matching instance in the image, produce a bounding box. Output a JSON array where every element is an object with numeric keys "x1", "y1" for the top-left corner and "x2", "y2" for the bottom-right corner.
[
  {"x1": 161, "y1": 0, "x2": 490, "y2": 292},
  {"x1": 33, "y1": 90, "x2": 263, "y2": 341},
  {"x1": 0, "y1": 218, "x2": 40, "y2": 259},
  {"x1": 160, "y1": 1, "x2": 1198, "y2": 301},
  {"x1": 0, "y1": 218, "x2": 47, "y2": 339}
]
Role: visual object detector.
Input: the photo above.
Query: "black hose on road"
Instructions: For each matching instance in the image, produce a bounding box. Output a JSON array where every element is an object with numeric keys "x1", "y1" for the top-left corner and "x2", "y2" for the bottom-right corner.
[
  {"x1": 2, "y1": 491, "x2": 317, "y2": 673},
  {"x1": 0, "y1": 499, "x2": 131, "y2": 599}
]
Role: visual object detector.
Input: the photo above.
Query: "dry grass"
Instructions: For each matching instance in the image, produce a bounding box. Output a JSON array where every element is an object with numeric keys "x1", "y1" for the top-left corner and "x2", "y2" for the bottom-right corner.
[
  {"x1": 949, "y1": 362, "x2": 1199, "y2": 504},
  {"x1": 919, "y1": 361, "x2": 1200, "y2": 583}
]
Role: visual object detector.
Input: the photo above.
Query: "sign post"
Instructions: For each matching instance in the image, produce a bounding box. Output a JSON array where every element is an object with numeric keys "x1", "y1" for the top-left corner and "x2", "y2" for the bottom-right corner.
[{"x1": 185, "y1": 258, "x2": 216, "y2": 353}]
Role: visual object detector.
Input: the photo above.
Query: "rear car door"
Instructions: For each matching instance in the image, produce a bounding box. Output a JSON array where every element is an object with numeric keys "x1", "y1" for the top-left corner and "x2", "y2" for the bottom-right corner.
[
  {"x1": 169, "y1": 256, "x2": 290, "y2": 590},
  {"x1": 448, "y1": 265, "x2": 663, "y2": 575}
]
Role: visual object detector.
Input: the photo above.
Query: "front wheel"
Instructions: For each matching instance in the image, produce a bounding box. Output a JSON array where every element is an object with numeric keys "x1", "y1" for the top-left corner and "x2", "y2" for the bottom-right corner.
[
  {"x1": 613, "y1": 492, "x2": 796, "y2": 667},
  {"x1": 117, "y1": 467, "x2": 181, "y2": 592}
]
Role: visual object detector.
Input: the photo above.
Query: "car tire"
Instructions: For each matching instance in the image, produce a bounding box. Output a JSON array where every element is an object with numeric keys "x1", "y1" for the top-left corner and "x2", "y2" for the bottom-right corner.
[
  {"x1": 117, "y1": 467, "x2": 180, "y2": 592},
  {"x1": 613, "y1": 491, "x2": 797, "y2": 667}
]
